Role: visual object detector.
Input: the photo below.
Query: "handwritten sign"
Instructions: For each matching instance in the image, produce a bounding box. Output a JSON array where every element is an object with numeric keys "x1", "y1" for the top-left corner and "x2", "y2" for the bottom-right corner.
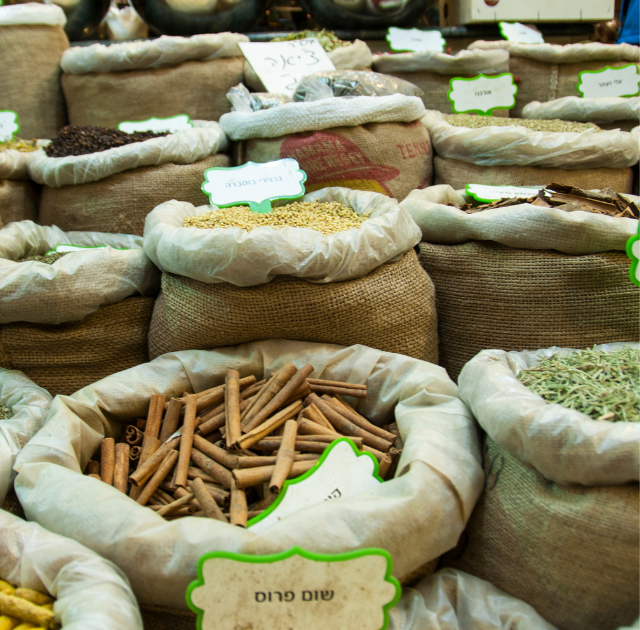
[
  {"x1": 0, "y1": 111, "x2": 19, "y2": 142},
  {"x1": 118, "y1": 115, "x2": 193, "y2": 134},
  {"x1": 448, "y1": 73, "x2": 517, "y2": 115},
  {"x1": 499, "y1": 22, "x2": 545, "y2": 44},
  {"x1": 239, "y1": 39, "x2": 335, "y2": 97},
  {"x1": 466, "y1": 183, "x2": 544, "y2": 203},
  {"x1": 201, "y1": 159, "x2": 307, "y2": 213},
  {"x1": 187, "y1": 547, "x2": 400, "y2": 630},
  {"x1": 386, "y1": 27, "x2": 446, "y2": 52},
  {"x1": 577, "y1": 64, "x2": 640, "y2": 99},
  {"x1": 248, "y1": 439, "x2": 381, "y2": 534}
]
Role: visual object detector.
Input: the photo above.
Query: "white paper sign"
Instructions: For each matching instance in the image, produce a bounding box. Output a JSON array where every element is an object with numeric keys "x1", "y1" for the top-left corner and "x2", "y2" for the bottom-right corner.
[
  {"x1": 0, "y1": 111, "x2": 19, "y2": 142},
  {"x1": 448, "y1": 73, "x2": 517, "y2": 114},
  {"x1": 466, "y1": 183, "x2": 544, "y2": 202},
  {"x1": 386, "y1": 27, "x2": 446, "y2": 52},
  {"x1": 248, "y1": 439, "x2": 381, "y2": 534},
  {"x1": 239, "y1": 39, "x2": 335, "y2": 97},
  {"x1": 499, "y1": 22, "x2": 545, "y2": 44},
  {"x1": 578, "y1": 65, "x2": 640, "y2": 99},
  {"x1": 117, "y1": 114, "x2": 193, "y2": 134}
]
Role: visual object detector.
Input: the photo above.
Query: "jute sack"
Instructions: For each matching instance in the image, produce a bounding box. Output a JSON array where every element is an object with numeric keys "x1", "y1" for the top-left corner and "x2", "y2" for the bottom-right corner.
[
  {"x1": 372, "y1": 49, "x2": 509, "y2": 114},
  {"x1": 443, "y1": 344, "x2": 640, "y2": 630},
  {"x1": 30, "y1": 122, "x2": 229, "y2": 236},
  {"x1": 221, "y1": 95, "x2": 430, "y2": 200},
  {"x1": 0, "y1": 146, "x2": 46, "y2": 226},
  {"x1": 0, "y1": 510, "x2": 143, "y2": 629},
  {"x1": 13, "y1": 340, "x2": 484, "y2": 608},
  {"x1": 0, "y1": 369, "x2": 51, "y2": 504},
  {"x1": 468, "y1": 41, "x2": 640, "y2": 117},
  {"x1": 0, "y1": 4, "x2": 68, "y2": 138},
  {"x1": 61, "y1": 33, "x2": 248, "y2": 126}
]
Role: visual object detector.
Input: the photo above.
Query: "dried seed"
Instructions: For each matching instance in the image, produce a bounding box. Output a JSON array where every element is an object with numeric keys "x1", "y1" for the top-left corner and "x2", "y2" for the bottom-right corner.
[{"x1": 447, "y1": 114, "x2": 600, "y2": 133}]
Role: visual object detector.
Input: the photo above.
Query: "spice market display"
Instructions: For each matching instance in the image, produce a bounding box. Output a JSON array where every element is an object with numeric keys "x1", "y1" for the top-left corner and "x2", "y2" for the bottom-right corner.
[{"x1": 0, "y1": 1, "x2": 638, "y2": 629}]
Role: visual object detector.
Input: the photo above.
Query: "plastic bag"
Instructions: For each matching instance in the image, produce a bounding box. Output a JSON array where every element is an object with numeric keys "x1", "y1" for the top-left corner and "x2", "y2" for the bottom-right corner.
[
  {"x1": 0, "y1": 2, "x2": 66, "y2": 26},
  {"x1": 0, "y1": 146, "x2": 47, "y2": 181},
  {"x1": 105, "y1": 3, "x2": 148, "y2": 41},
  {"x1": 373, "y1": 48, "x2": 508, "y2": 75},
  {"x1": 227, "y1": 84, "x2": 292, "y2": 113},
  {"x1": 522, "y1": 96, "x2": 640, "y2": 124}
]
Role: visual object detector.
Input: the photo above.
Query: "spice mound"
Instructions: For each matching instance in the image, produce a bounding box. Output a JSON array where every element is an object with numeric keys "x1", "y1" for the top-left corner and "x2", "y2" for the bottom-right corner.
[
  {"x1": 0, "y1": 579, "x2": 57, "y2": 630},
  {"x1": 184, "y1": 201, "x2": 371, "y2": 235},
  {"x1": 271, "y1": 29, "x2": 349, "y2": 52},
  {"x1": 447, "y1": 114, "x2": 600, "y2": 133},
  {"x1": 0, "y1": 404, "x2": 12, "y2": 420},
  {"x1": 0, "y1": 138, "x2": 39, "y2": 153},
  {"x1": 518, "y1": 346, "x2": 640, "y2": 423},
  {"x1": 17, "y1": 252, "x2": 68, "y2": 265},
  {"x1": 45, "y1": 125, "x2": 169, "y2": 158}
]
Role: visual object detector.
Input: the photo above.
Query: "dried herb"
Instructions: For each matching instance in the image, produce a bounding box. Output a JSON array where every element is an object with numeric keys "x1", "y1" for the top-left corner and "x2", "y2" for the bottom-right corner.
[
  {"x1": 0, "y1": 138, "x2": 39, "y2": 153},
  {"x1": 271, "y1": 29, "x2": 349, "y2": 52},
  {"x1": 17, "y1": 252, "x2": 68, "y2": 265},
  {"x1": 0, "y1": 404, "x2": 12, "y2": 420},
  {"x1": 447, "y1": 114, "x2": 600, "y2": 133}
]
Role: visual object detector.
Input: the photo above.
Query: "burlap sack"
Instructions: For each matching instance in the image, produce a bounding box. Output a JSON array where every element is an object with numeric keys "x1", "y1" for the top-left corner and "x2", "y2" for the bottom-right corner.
[
  {"x1": 222, "y1": 95, "x2": 429, "y2": 201},
  {"x1": 61, "y1": 33, "x2": 248, "y2": 126},
  {"x1": 0, "y1": 180, "x2": 39, "y2": 226},
  {"x1": 13, "y1": 340, "x2": 483, "y2": 608},
  {"x1": 0, "y1": 510, "x2": 143, "y2": 629},
  {"x1": 372, "y1": 49, "x2": 509, "y2": 114},
  {"x1": 468, "y1": 41, "x2": 640, "y2": 117},
  {"x1": 0, "y1": 4, "x2": 68, "y2": 138}
]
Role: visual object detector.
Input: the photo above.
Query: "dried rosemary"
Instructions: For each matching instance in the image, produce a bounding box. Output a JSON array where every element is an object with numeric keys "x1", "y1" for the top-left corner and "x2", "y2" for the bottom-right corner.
[
  {"x1": 0, "y1": 404, "x2": 12, "y2": 420},
  {"x1": 518, "y1": 346, "x2": 640, "y2": 423}
]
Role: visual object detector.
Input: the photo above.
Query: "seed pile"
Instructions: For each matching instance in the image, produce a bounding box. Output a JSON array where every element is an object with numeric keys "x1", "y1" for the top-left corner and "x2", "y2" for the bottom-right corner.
[
  {"x1": 272, "y1": 29, "x2": 349, "y2": 52},
  {"x1": 184, "y1": 201, "x2": 371, "y2": 235},
  {"x1": 17, "y1": 252, "x2": 68, "y2": 265},
  {"x1": 447, "y1": 114, "x2": 600, "y2": 133},
  {"x1": 0, "y1": 138, "x2": 39, "y2": 153},
  {"x1": 0, "y1": 579, "x2": 57, "y2": 630},
  {"x1": 45, "y1": 125, "x2": 168, "y2": 158},
  {"x1": 518, "y1": 346, "x2": 640, "y2": 423},
  {"x1": 0, "y1": 405, "x2": 12, "y2": 420}
]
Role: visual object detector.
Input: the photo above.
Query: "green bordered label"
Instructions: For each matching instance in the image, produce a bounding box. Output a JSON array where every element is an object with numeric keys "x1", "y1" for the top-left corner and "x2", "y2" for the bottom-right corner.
[
  {"x1": 386, "y1": 27, "x2": 445, "y2": 52},
  {"x1": 187, "y1": 547, "x2": 401, "y2": 630},
  {"x1": 201, "y1": 159, "x2": 307, "y2": 214},
  {"x1": 627, "y1": 224, "x2": 640, "y2": 287},
  {"x1": 117, "y1": 115, "x2": 193, "y2": 134},
  {"x1": 499, "y1": 22, "x2": 544, "y2": 44},
  {"x1": 0, "y1": 111, "x2": 19, "y2": 142},
  {"x1": 577, "y1": 64, "x2": 640, "y2": 99},
  {"x1": 447, "y1": 73, "x2": 517, "y2": 116},
  {"x1": 466, "y1": 183, "x2": 544, "y2": 203}
]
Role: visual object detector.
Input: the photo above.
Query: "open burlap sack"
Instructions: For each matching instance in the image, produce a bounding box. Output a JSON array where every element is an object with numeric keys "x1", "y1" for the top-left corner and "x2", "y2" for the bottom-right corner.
[
  {"x1": 0, "y1": 3, "x2": 68, "y2": 138},
  {"x1": 29, "y1": 122, "x2": 229, "y2": 235},
  {"x1": 61, "y1": 33, "x2": 248, "y2": 127},
  {"x1": 468, "y1": 41, "x2": 640, "y2": 117},
  {"x1": 13, "y1": 340, "x2": 483, "y2": 609},
  {"x1": 0, "y1": 146, "x2": 47, "y2": 226},
  {"x1": 222, "y1": 95, "x2": 430, "y2": 200},
  {"x1": 1, "y1": 510, "x2": 142, "y2": 629},
  {"x1": 372, "y1": 49, "x2": 509, "y2": 114},
  {"x1": 0, "y1": 368, "x2": 51, "y2": 504}
]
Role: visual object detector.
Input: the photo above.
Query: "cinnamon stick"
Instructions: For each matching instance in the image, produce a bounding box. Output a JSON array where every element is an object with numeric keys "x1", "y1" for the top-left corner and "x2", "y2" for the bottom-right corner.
[
  {"x1": 156, "y1": 492, "x2": 195, "y2": 517},
  {"x1": 191, "y1": 477, "x2": 228, "y2": 522},
  {"x1": 186, "y1": 466, "x2": 216, "y2": 484},
  {"x1": 129, "y1": 436, "x2": 180, "y2": 487},
  {"x1": 235, "y1": 401, "x2": 303, "y2": 452},
  {"x1": 230, "y1": 479, "x2": 248, "y2": 527},
  {"x1": 307, "y1": 378, "x2": 367, "y2": 390},
  {"x1": 140, "y1": 394, "x2": 165, "y2": 459},
  {"x1": 198, "y1": 393, "x2": 258, "y2": 436},
  {"x1": 129, "y1": 446, "x2": 141, "y2": 462},
  {"x1": 113, "y1": 443, "x2": 130, "y2": 493},
  {"x1": 168, "y1": 375, "x2": 257, "y2": 409},
  {"x1": 362, "y1": 444, "x2": 385, "y2": 462},
  {"x1": 86, "y1": 460, "x2": 100, "y2": 476},
  {"x1": 322, "y1": 395, "x2": 396, "y2": 443},
  {"x1": 191, "y1": 449, "x2": 234, "y2": 489},
  {"x1": 182, "y1": 480, "x2": 228, "y2": 506},
  {"x1": 269, "y1": 420, "x2": 297, "y2": 494},
  {"x1": 304, "y1": 404, "x2": 332, "y2": 430},
  {"x1": 175, "y1": 395, "x2": 197, "y2": 488},
  {"x1": 192, "y1": 435, "x2": 239, "y2": 469},
  {"x1": 309, "y1": 384, "x2": 367, "y2": 398},
  {"x1": 100, "y1": 438, "x2": 115, "y2": 486},
  {"x1": 125, "y1": 425, "x2": 143, "y2": 446},
  {"x1": 225, "y1": 369, "x2": 241, "y2": 449},
  {"x1": 378, "y1": 453, "x2": 393, "y2": 479},
  {"x1": 159, "y1": 398, "x2": 183, "y2": 443},
  {"x1": 297, "y1": 418, "x2": 342, "y2": 438},
  {"x1": 232, "y1": 459, "x2": 317, "y2": 489},
  {"x1": 137, "y1": 449, "x2": 179, "y2": 506},
  {"x1": 88, "y1": 473, "x2": 101, "y2": 480}
]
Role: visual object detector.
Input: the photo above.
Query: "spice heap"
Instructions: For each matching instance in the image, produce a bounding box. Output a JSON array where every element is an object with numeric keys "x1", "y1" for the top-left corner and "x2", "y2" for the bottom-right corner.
[
  {"x1": 518, "y1": 346, "x2": 640, "y2": 423},
  {"x1": 0, "y1": 138, "x2": 39, "y2": 153},
  {"x1": 0, "y1": 404, "x2": 12, "y2": 420},
  {"x1": 184, "y1": 201, "x2": 371, "y2": 235},
  {"x1": 271, "y1": 29, "x2": 349, "y2": 52},
  {"x1": 0, "y1": 579, "x2": 57, "y2": 630},
  {"x1": 85, "y1": 363, "x2": 401, "y2": 524},
  {"x1": 17, "y1": 252, "x2": 68, "y2": 265},
  {"x1": 45, "y1": 125, "x2": 168, "y2": 158},
  {"x1": 447, "y1": 114, "x2": 600, "y2": 133}
]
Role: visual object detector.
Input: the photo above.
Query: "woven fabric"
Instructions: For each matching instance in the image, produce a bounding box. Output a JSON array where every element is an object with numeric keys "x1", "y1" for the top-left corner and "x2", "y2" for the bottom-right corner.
[
  {"x1": 0, "y1": 180, "x2": 39, "y2": 226},
  {"x1": 418, "y1": 242, "x2": 639, "y2": 381},
  {"x1": 140, "y1": 606, "x2": 196, "y2": 630},
  {"x1": 149, "y1": 250, "x2": 438, "y2": 363},
  {"x1": 244, "y1": 122, "x2": 433, "y2": 201},
  {"x1": 0, "y1": 24, "x2": 68, "y2": 138},
  {"x1": 443, "y1": 437, "x2": 639, "y2": 630},
  {"x1": 0, "y1": 297, "x2": 154, "y2": 397},
  {"x1": 433, "y1": 156, "x2": 633, "y2": 193},
  {"x1": 62, "y1": 56, "x2": 243, "y2": 127},
  {"x1": 39, "y1": 154, "x2": 229, "y2": 236}
]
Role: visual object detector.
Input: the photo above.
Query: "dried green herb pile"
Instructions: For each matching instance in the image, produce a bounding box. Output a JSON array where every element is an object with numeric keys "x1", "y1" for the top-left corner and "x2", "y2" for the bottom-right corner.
[
  {"x1": 272, "y1": 29, "x2": 349, "y2": 52},
  {"x1": 0, "y1": 404, "x2": 12, "y2": 420},
  {"x1": 518, "y1": 346, "x2": 640, "y2": 422},
  {"x1": 17, "y1": 252, "x2": 68, "y2": 265},
  {"x1": 447, "y1": 114, "x2": 600, "y2": 133}
]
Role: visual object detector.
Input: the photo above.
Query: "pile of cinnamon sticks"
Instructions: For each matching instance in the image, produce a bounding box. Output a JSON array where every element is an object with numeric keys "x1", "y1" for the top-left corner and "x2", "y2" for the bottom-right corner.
[{"x1": 85, "y1": 363, "x2": 402, "y2": 527}]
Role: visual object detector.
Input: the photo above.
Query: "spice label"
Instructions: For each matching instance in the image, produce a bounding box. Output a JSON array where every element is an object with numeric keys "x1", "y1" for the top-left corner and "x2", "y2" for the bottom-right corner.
[
  {"x1": 187, "y1": 547, "x2": 400, "y2": 630},
  {"x1": 466, "y1": 183, "x2": 545, "y2": 203},
  {"x1": 118, "y1": 115, "x2": 193, "y2": 134},
  {"x1": 447, "y1": 73, "x2": 517, "y2": 115},
  {"x1": 239, "y1": 39, "x2": 335, "y2": 97},
  {"x1": 202, "y1": 159, "x2": 307, "y2": 213},
  {"x1": 248, "y1": 438, "x2": 381, "y2": 534},
  {"x1": 577, "y1": 64, "x2": 640, "y2": 99},
  {"x1": 499, "y1": 22, "x2": 545, "y2": 44},
  {"x1": 627, "y1": 223, "x2": 640, "y2": 287},
  {"x1": 386, "y1": 27, "x2": 446, "y2": 52},
  {"x1": 0, "y1": 111, "x2": 19, "y2": 142}
]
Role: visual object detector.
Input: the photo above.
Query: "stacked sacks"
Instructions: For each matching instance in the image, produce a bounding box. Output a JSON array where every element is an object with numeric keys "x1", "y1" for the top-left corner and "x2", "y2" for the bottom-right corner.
[
  {"x1": 29, "y1": 121, "x2": 229, "y2": 236},
  {"x1": 144, "y1": 187, "x2": 437, "y2": 362},
  {"x1": 60, "y1": 33, "x2": 248, "y2": 127},
  {"x1": 422, "y1": 110, "x2": 639, "y2": 192},
  {"x1": 400, "y1": 185, "x2": 639, "y2": 380},
  {"x1": 445, "y1": 344, "x2": 639, "y2": 630},
  {"x1": 467, "y1": 41, "x2": 640, "y2": 117},
  {"x1": 0, "y1": 143, "x2": 44, "y2": 226},
  {"x1": 0, "y1": 3, "x2": 68, "y2": 138},
  {"x1": 0, "y1": 221, "x2": 160, "y2": 396}
]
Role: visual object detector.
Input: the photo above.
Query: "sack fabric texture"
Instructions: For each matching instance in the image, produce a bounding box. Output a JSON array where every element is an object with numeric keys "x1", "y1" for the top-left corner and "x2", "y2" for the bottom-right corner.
[
  {"x1": 61, "y1": 33, "x2": 248, "y2": 126},
  {"x1": 0, "y1": 4, "x2": 68, "y2": 138},
  {"x1": 13, "y1": 340, "x2": 483, "y2": 608},
  {"x1": 0, "y1": 509, "x2": 143, "y2": 630},
  {"x1": 0, "y1": 180, "x2": 39, "y2": 227}
]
